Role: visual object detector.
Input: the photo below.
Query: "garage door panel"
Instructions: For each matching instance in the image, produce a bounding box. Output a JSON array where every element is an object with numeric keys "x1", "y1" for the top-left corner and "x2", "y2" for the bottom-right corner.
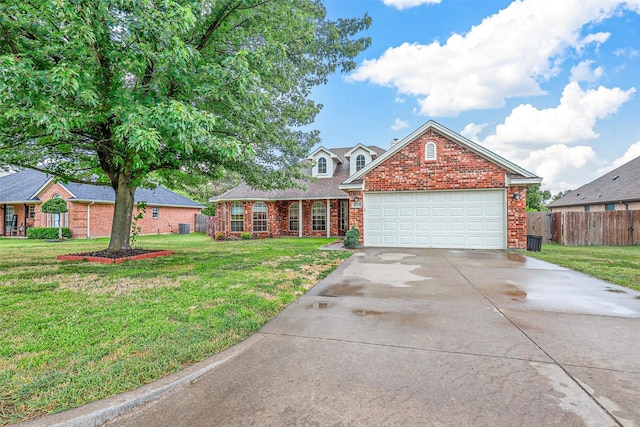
[
  {"x1": 364, "y1": 190, "x2": 506, "y2": 249},
  {"x1": 399, "y1": 221, "x2": 414, "y2": 231}
]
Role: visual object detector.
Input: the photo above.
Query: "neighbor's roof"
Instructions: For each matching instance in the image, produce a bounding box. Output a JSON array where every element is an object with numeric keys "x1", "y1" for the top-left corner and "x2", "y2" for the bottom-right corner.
[
  {"x1": 548, "y1": 155, "x2": 640, "y2": 208},
  {"x1": 211, "y1": 146, "x2": 386, "y2": 202},
  {"x1": 0, "y1": 169, "x2": 203, "y2": 207}
]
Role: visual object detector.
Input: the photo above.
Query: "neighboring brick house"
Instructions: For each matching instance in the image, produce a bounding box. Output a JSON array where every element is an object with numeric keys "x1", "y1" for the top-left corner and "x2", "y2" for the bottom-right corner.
[
  {"x1": 0, "y1": 169, "x2": 202, "y2": 238},
  {"x1": 548, "y1": 155, "x2": 640, "y2": 213},
  {"x1": 212, "y1": 121, "x2": 541, "y2": 249}
]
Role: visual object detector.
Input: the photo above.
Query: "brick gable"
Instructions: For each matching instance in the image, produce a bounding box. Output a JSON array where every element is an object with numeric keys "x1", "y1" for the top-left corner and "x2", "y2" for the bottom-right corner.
[{"x1": 364, "y1": 129, "x2": 506, "y2": 192}]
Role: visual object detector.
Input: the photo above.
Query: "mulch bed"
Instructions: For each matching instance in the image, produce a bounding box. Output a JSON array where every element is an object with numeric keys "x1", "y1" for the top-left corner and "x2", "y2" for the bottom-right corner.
[{"x1": 57, "y1": 249, "x2": 173, "y2": 264}]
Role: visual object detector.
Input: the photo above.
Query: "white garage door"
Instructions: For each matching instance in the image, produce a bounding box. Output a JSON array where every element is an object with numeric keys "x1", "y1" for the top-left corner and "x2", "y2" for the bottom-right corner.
[{"x1": 364, "y1": 190, "x2": 506, "y2": 249}]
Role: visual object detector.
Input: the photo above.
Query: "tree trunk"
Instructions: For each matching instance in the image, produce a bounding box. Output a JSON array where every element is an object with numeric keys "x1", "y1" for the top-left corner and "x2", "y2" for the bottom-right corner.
[{"x1": 108, "y1": 175, "x2": 137, "y2": 252}]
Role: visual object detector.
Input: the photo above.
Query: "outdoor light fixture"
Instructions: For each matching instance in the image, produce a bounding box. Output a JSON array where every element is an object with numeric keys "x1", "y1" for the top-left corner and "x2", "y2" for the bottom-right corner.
[
  {"x1": 513, "y1": 193, "x2": 521, "y2": 200},
  {"x1": 354, "y1": 197, "x2": 359, "y2": 203}
]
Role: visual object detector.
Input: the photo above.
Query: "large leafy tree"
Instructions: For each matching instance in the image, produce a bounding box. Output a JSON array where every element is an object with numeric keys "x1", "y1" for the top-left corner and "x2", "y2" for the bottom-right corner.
[{"x1": 0, "y1": 0, "x2": 371, "y2": 251}]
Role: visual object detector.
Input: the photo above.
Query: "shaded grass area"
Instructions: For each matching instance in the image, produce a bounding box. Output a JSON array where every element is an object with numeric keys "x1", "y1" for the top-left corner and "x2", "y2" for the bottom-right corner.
[
  {"x1": 524, "y1": 243, "x2": 640, "y2": 291},
  {"x1": 0, "y1": 234, "x2": 351, "y2": 425}
]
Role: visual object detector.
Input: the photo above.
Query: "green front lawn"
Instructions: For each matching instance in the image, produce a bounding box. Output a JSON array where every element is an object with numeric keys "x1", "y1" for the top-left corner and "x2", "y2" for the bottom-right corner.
[
  {"x1": 524, "y1": 243, "x2": 640, "y2": 291},
  {"x1": 0, "y1": 234, "x2": 351, "y2": 425}
]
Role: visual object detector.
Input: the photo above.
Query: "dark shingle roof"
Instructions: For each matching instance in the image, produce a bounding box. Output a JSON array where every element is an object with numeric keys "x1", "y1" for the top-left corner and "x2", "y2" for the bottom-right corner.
[
  {"x1": 548, "y1": 155, "x2": 640, "y2": 208},
  {"x1": 212, "y1": 146, "x2": 386, "y2": 201},
  {"x1": 0, "y1": 170, "x2": 203, "y2": 207}
]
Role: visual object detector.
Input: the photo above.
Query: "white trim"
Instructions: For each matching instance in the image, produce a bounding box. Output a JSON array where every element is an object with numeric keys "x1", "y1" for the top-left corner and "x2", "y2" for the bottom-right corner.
[
  {"x1": 212, "y1": 196, "x2": 349, "y2": 202},
  {"x1": 344, "y1": 143, "x2": 378, "y2": 159},
  {"x1": 338, "y1": 183, "x2": 364, "y2": 191},
  {"x1": 343, "y1": 120, "x2": 539, "y2": 185},
  {"x1": 326, "y1": 198, "x2": 330, "y2": 238},
  {"x1": 298, "y1": 201, "x2": 302, "y2": 238},
  {"x1": 505, "y1": 175, "x2": 543, "y2": 186},
  {"x1": 307, "y1": 146, "x2": 340, "y2": 162}
]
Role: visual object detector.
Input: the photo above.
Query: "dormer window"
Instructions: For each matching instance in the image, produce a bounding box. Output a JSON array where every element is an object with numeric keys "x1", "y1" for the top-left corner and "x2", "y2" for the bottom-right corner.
[
  {"x1": 318, "y1": 157, "x2": 327, "y2": 174},
  {"x1": 356, "y1": 154, "x2": 366, "y2": 171},
  {"x1": 425, "y1": 142, "x2": 436, "y2": 161}
]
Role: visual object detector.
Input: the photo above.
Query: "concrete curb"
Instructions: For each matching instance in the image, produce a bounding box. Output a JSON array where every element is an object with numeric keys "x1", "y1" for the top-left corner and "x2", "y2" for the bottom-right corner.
[{"x1": 16, "y1": 334, "x2": 265, "y2": 427}]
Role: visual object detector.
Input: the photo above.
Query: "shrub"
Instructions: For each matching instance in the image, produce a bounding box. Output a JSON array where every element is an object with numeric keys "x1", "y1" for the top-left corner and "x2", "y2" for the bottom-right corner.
[
  {"x1": 27, "y1": 227, "x2": 72, "y2": 240},
  {"x1": 343, "y1": 226, "x2": 360, "y2": 249},
  {"x1": 214, "y1": 231, "x2": 226, "y2": 240},
  {"x1": 240, "y1": 232, "x2": 252, "y2": 240}
]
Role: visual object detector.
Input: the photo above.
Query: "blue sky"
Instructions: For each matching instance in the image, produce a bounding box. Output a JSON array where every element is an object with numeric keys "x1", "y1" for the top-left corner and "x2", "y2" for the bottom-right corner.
[{"x1": 310, "y1": 0, "x2": 640, "y2": 194}]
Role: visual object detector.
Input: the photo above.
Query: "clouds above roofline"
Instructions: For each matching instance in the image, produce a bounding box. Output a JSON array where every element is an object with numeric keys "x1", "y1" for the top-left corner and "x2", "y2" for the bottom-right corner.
[{"x1": 350, "y1": 0, "x2": 640, "y2": 116}]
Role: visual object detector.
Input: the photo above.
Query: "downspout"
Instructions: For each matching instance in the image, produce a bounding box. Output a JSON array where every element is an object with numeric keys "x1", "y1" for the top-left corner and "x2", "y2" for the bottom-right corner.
[
  {"x1": 87, "y1": 202, "x2": 94, "y2": 238},
  {"x1": 298, "y1": 200, "x2": 302, "y2": 238}
]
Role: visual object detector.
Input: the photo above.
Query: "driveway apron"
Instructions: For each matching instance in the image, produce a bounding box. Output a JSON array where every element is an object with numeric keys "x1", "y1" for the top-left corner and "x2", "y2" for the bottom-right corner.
[{"x1": 32, "y1": 248, "x2": 640, "y2": 427}]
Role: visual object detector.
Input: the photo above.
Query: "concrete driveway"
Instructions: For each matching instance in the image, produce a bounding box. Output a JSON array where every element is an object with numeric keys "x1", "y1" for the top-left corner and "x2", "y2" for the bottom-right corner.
[{"x1": 26, "y1": 248, "x2": 640, "y2": 426}]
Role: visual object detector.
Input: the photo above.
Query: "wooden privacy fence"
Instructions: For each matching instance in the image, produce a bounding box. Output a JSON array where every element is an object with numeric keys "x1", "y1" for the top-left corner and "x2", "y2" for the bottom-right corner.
[
  {"x1": 194, "y1": 214, "x2": 214, "y2": 234},
  {"x1": 527, "y1": 211, "x2": 640, "y2": 246}
]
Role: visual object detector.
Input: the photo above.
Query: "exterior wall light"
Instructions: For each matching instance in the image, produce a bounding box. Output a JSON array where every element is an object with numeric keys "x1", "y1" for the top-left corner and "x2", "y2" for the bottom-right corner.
[{"x1": 513, "y1": 193, "x2": 521, "y2": 201}]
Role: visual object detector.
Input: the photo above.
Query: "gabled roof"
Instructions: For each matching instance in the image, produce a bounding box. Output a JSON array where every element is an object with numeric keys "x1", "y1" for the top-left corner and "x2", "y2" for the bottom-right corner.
[
  {"x1": 548, "y1": 155, "x2": 640, "y2": 208},
  {"x1": 307, "y1": 146, "x2": 342, "y2": 163},
  {"x1": 342, "y1": 120, "x2": 540, "y2": 186},
  {"x1": 0, "y1": 169, "x2": 203, "y2": 208},
  {"x1": 344, "y1": 144, "x2": 379, "y2": 159},
  {"x1": 211, "y1": 145, "x2": 386, "y2": 202}
]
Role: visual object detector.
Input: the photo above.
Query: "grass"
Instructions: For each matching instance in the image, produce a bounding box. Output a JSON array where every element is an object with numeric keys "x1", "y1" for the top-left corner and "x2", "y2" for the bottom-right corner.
[
  {"x1": 524, "y1": 243, "x2": 640, "y2": 291},
  {"x1": 0, "y1": 234, "x2": 351, "y2": 425}
]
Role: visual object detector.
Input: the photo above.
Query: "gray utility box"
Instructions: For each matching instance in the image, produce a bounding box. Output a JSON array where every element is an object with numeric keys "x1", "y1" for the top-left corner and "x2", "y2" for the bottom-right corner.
[{"x1": 178, "y1": 224, "x2": 190, "y2": 234}]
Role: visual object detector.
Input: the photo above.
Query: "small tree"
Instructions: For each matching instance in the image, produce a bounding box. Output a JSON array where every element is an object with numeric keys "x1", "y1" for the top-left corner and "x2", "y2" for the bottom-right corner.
[
  {"x1": 343, "y1": 226, "x2": 360, "y2": 249},
  {"x1": 40, "y1": 197, "x2": 68, "y2": 240}
]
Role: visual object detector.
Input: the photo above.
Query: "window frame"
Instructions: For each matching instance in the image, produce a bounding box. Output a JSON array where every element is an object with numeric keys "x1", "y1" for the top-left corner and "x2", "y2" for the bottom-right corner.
[
  {"x1": 252, "y1": 202, "x2": 268, "y2": 232},
  {"x1": 29, "y1": 205, "x2": 35, "y2": 219},
  {"x1": 317, "y1": 157, "x2": 327, "y2": 174},
  {"x1": 312, "y1": 202, "x2": 326, "y2": 231},
  {"x1": 425, "y1": 141, "x2": 437, "y2": 161},
  {"x1": 152, "y1": 206, "x2": 159, "y2": 218},
  {"x1": 288, "y1": 202, "x2": 299, "y2": 232},
  {"x1": 230, "y1": 202, "x2": 244, "y2": 232},
  {"x1": 355, "y1": 154, "x2": 366, "y2": 171}
]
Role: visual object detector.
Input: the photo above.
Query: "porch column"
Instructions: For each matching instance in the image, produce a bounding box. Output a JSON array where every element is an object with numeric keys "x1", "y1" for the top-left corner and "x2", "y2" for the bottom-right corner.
[
  {"x1": 326, "y1": 198, "x2": 330, "y2": 238},
  {"x1": 298, "y1": 200, "x2": 302, "y2": 238}
]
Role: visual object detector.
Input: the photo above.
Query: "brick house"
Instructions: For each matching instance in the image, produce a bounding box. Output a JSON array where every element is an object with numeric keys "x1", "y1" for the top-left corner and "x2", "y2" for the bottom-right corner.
[
  {"x1": 212, "y1": 121, "x2": 541, "y2": 249},
  {"x1": 0, "y1": 169, "x2": 202, "y2": 238},
  {"x1": 548, "y1": 155, "x2": 640, "y2": 213}
]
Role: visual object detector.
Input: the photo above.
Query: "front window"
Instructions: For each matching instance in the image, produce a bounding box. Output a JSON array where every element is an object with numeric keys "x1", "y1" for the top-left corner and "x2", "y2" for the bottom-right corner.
[
  {"x1": 252, "y1": 202, "x2": 268, "y2": 232},
  {"x1": 356, "y1": 154, "x2": 365, "y2": 171},
  {"x1": 289, "y1": 202, "x2": 299, "y2": 231},
  {"x1": 317, "y1": 157, "x2": 327, "y2": 174},
  {"x1": 312, "y1": 202, "x2": 326, "y2": 231},
  {"x1": 29, "y1": 205, "x2": 35, "y2": 218},
  {"x1": 5, "y1": 206, "x2": 14, "y2": 229},
  {"x1": 230, "y1": 202, "x2": 244, "y2": 232},
  {"x1": 152, "y1": 206, "x2": 159, "y2": 218}
]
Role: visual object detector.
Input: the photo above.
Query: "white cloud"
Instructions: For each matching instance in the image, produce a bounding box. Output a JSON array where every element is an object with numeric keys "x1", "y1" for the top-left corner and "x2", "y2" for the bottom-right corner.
[
  {"x1": 520, "y1": 144, "x2": 599, "y2": 192},
  {"x1": 350, "y1": 0, "x2": 639, "y2": 116},
  {"x1": 382, "y1": 0, "x2": 441, "y2": 10},
  {"x1": 460, "y1": 122, "x2": 487, "y2": 142},
  {"x1": 569, "y1": 60, "x2": 604, "y2": 82},
  {"x1": 611, "y1": 141, "x2": 640, "y2": 167},
  {"x1": 394, "y1": 97, "x2": 406, "y2": 103},
  {"x1": 391, "y1": 118, "x2": 409, "y2": 130},
  {"x1": 482, "y1": 82, "x2": 635, "y2": 152}
]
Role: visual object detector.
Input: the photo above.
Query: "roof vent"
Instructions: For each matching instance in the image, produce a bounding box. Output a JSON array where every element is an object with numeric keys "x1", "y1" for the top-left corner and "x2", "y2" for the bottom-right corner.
[
  {"x1": 612, "y1": 175, "x2": 620, "y2": 180},
  {"x1": 391, "y1": 138, "x2": 400, "y2": 146}
]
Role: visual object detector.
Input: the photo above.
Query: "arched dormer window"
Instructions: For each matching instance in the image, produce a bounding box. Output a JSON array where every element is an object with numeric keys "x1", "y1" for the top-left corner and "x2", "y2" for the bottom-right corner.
[
  {"x1": 356, "y1": 154, "x2": 366, "y2": 171},
  {"x1": 317, "y1": 157, "x2": 327, "y2": 174},
  {"x1": 425, "y1": 142, "x2": 436, "y2": 161}
]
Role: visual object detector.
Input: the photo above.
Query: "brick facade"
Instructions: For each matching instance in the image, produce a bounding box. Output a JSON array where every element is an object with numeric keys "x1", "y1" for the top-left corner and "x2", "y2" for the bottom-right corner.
[
  {"x1": 216, "y1": 199, "x2": 348, "y2": 239},
  {"x1": 3, "y1": 181, "x2": 200, "y2": 238},
  {"x1": 348, "y1": 129, "x2": 528, "y2": 249}
]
